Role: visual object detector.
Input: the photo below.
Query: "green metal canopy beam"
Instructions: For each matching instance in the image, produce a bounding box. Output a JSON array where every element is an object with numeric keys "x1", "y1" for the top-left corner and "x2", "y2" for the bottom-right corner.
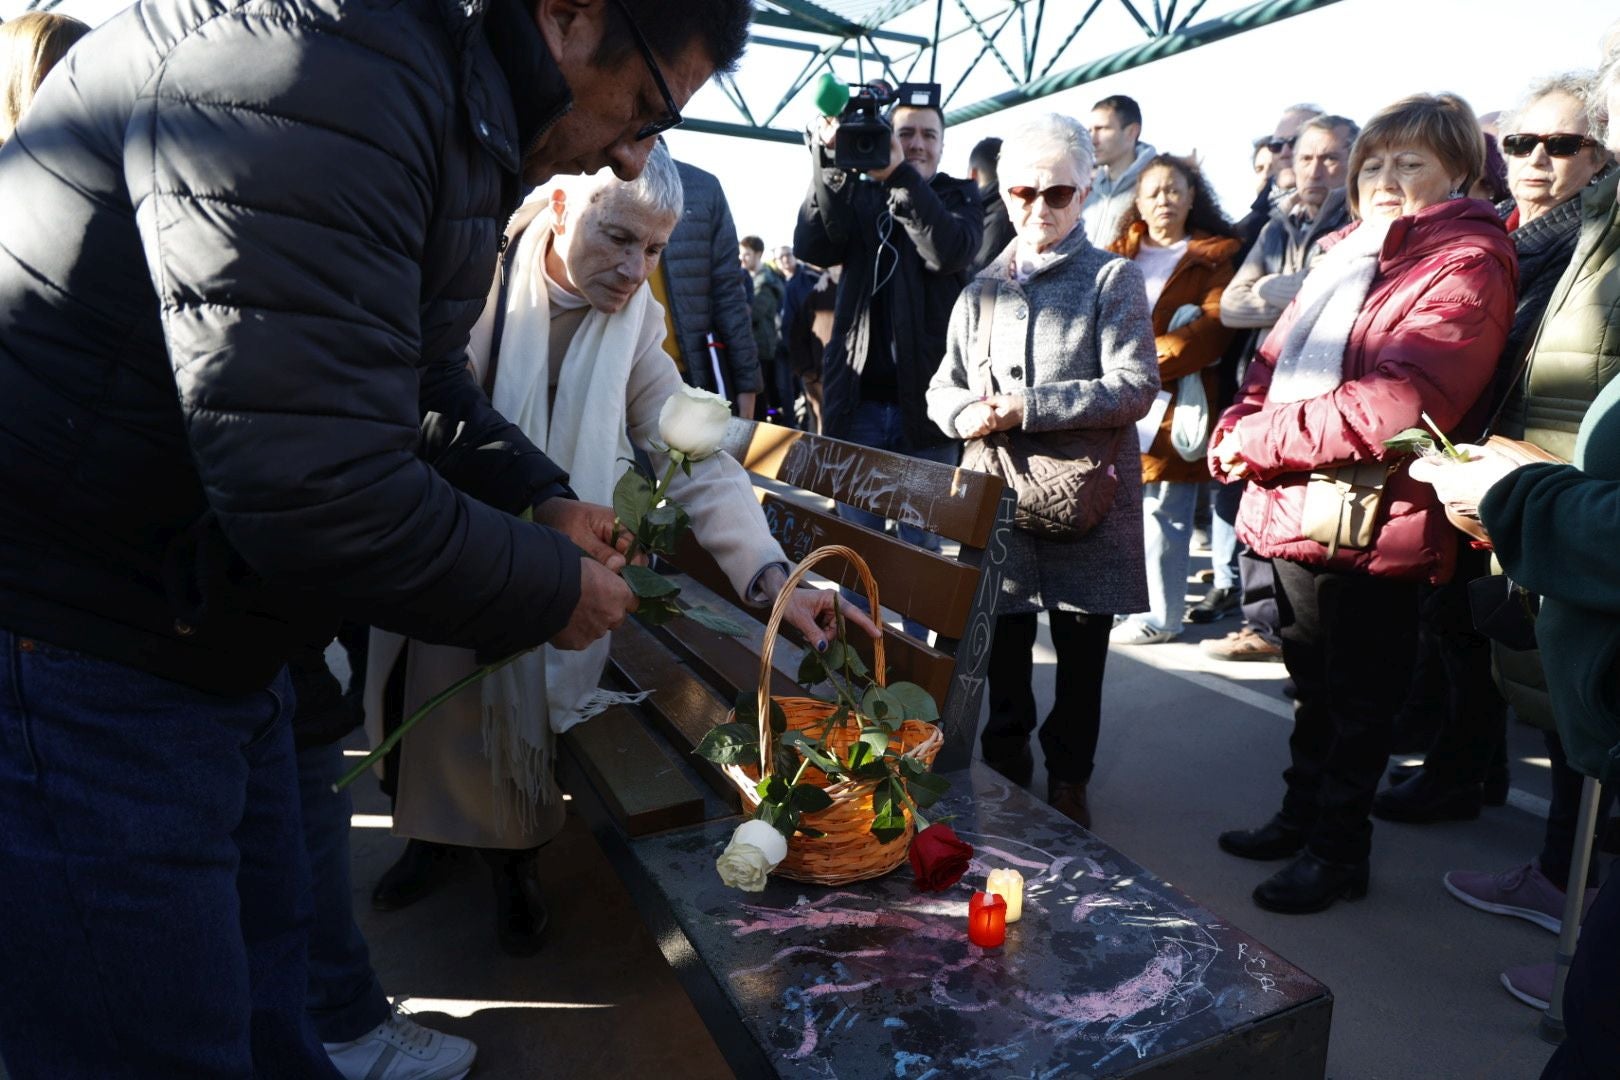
[
  {"x1": 757, "y1": 1, "x2": 933, "y2": 45},
  {"x1": 946, "y1": 0, "x2": 1346, "y2": 125}
]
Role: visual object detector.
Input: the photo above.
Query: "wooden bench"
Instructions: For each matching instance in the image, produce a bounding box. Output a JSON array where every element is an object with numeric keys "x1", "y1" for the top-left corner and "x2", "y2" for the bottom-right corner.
[{"x1": 556, "y1": 418, "x2": 1331, "y2": 1078}]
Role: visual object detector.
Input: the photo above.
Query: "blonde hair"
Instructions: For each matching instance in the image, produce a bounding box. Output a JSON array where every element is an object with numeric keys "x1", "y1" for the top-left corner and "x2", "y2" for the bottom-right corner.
[
  {"x1": 1346, "y1": 93, "x2": 1485, "y2": 218},
  {"x1": 0, "y1": 12, "x2": 90, "y2": 144}
]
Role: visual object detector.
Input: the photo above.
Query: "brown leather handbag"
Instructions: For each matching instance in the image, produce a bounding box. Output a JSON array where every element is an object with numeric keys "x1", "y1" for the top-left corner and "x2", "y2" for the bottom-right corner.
[
  {"x1": 1300, "y1": 459, "x2": 1392, "y2": 558},
  {"x1": 958, "y1": 286, "x2": 1123, "y2": 542}
]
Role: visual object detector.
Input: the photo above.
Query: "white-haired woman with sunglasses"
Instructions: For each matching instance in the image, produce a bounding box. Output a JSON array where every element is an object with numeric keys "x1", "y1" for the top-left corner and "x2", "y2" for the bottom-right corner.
[
  {"x1": 927, "y1": 112, "x2": 1159, "y2": 829},
  {"x1": 1374, "y1": 73, "x2": 1614, "y2": 830}
]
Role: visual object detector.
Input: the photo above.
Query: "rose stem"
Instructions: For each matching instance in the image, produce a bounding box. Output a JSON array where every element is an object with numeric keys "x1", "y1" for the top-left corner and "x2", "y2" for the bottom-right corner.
[
  {"x1": 617, "y1": 454, "x2": 685, "y2": 567},
  {"x1": 331, "y1": 649, "x2": 529, "y2": 792}
]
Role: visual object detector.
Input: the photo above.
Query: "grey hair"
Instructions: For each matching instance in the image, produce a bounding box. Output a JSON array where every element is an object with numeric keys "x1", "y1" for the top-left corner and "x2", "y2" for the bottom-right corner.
[
  {"x1": 1503, "y1": 71, "x2": 1598, "y2": 135},
  {"x1": 562, "y1": 140, "x2": 685, "y2": 220},
  {"x1": 1280, "y1": 102, "x2": 1325, "y2": 121},
  {"x1": 998, "y1": 112, "x2": 1095, "y2": 184},
  {"x1": 1596, "y1": 52, "x2": 1620, "y2": 148},
  {"x1": 1298, "y1": 113, "x2": 1360, "y2": 145}
]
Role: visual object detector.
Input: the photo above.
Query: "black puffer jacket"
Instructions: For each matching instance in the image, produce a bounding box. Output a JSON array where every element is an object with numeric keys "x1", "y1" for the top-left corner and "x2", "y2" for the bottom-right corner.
[
  {"x1": 0, "y1": 0, "x2": 584, "y2": 695},
  {"x1": 662, "y1": 160, "x2": 763, "y2": 395},
  {"x1": 794, "y1": 152, "x2": 982, "y2": 450}
]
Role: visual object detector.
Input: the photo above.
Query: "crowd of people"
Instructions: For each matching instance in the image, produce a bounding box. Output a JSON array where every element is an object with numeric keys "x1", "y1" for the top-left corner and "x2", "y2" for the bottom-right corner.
[{"x1": 0, "y1": 2, "x2": 1616, "y2": 1078}]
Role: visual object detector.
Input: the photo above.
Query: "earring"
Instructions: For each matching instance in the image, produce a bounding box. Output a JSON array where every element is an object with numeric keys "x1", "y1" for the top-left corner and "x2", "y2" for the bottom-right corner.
[{"x1": 1447, "y1": 188, "x2": 1465, "y2": 199}]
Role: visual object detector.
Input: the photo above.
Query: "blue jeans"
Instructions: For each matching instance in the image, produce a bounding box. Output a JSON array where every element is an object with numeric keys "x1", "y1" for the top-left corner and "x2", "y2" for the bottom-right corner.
[
  {"x1": 836, "y1": 401, "x2": 958, "y2": 640},
  {"x1": 299, "y1": 741, "x2": 391, "y2": 1044},
  {"x1": 1134, "y1": 480, "x2": 1200, "y2": 634},
  {"x1": 1210, "y1": 480, "x2": 1242, "y2": 591},
  {"x1": 0, "y1": 631, "x2": 340, "y2": 1079}
]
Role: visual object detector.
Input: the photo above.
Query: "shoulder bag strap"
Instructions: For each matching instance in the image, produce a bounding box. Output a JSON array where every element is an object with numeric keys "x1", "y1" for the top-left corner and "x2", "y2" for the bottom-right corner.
[{"x1": 974, "y1": 283, "x2": 998, "y2": 396}]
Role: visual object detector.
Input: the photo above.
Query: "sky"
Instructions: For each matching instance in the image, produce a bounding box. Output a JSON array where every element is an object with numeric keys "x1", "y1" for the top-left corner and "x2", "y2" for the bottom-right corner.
[{"x1": 9, "y1": 0, "x2": 1616, "y2": 250}]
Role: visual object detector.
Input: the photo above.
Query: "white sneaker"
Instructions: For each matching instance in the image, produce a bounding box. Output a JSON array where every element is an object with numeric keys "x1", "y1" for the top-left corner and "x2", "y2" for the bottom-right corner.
[
  {"x1": 1109, "y1": 620, "x2": 1177, "y2": 646},
  {"x1": 323, "y1": 1003, "x2": 477, "y2": 1080}
]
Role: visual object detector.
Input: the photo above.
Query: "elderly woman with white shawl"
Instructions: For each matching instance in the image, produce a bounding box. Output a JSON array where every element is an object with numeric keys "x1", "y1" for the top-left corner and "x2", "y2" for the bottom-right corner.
[{"x1": 363, "y1": 144, "x2": 874, "y2": 954}]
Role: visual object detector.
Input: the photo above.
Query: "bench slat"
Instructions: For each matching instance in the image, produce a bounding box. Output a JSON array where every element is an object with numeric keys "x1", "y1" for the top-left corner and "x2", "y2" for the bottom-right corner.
[
  {"x1": 558, "y1": 705, "x2": 704, "y2": 836},
  {"x1": 721, "y1": 420, "x2": 1003, "y2": 550}
]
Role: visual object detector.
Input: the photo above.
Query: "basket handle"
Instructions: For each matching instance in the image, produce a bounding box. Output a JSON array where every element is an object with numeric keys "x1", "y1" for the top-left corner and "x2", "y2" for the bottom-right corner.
[{"x1": 756, "y1": 544, "x2": 887, "y2": 778}]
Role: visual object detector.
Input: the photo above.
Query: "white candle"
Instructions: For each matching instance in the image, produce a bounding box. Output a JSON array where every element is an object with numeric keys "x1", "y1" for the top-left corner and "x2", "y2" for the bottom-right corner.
[{"x1": 985, "y1": 868, "x2": 1024, "y2": 923}]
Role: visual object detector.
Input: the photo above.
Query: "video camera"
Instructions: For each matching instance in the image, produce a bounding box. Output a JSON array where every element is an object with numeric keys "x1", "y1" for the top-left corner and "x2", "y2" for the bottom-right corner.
[{"x1": 813, "y1": 75, "x2": 940, "y2": 173}]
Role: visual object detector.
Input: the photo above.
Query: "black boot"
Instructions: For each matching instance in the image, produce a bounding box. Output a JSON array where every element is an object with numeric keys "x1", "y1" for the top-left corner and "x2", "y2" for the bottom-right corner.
[
  {"x1": 1218, "y1": 816, "x2": 1307, "y2": 861},
  {"x1": 1387, "y1": 763, "x2": 1508, "y2": 807},
  {"x1": 981, "y1": 740, "x2": 1034, "y2": 788},
  {"x1": 485, "y1": 848, "x2": 548, "y2": 958},
  {"x1": 371, "y1": 839, "x2": 460, "y2": 912},
  {"x1": 1371, "y1": 770, "x2": 1482, "y2": 824},
  {"x1": 1253, "y1": 852, "x2": 1369, "y2": 913}
]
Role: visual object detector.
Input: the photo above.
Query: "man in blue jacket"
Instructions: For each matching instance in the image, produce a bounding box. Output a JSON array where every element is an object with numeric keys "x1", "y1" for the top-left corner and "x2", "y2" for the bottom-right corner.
[{"x1": 0, "y1": 0, "x2": 748, "y2": 1076}]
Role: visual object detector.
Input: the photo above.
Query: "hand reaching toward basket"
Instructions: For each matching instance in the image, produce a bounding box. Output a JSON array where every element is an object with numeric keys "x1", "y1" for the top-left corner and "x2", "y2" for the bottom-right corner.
[{"x1": 696, "y1": 546, "x2": 968, "y2": 892}]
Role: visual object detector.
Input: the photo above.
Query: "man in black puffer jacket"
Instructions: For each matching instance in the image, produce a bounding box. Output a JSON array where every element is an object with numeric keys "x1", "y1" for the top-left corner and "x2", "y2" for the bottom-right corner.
[{"x1": 0, "y1": 0, "x2": 747, "y2": 1075}]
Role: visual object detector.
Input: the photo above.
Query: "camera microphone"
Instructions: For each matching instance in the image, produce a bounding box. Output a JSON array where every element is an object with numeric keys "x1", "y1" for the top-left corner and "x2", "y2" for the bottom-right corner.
[{"x1": 812, "y1": 72, "x2": 850, "y2": 117}]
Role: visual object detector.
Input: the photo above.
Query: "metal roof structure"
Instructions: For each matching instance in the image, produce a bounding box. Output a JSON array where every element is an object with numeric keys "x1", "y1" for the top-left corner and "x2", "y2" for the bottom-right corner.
[{"x1": 690, "y1": 0, "x2": 1347, "y2": 143}]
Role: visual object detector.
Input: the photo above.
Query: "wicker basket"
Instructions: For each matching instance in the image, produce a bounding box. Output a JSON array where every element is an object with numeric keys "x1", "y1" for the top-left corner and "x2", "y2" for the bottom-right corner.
[{"x1": 719, "y1": 545, "x2": 944, "y2": 886}]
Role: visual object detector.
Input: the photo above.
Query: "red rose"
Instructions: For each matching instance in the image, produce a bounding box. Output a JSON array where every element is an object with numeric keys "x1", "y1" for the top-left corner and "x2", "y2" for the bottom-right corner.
[{"x1": 908, "y1": 823, "x2": 973, "y2": 891}]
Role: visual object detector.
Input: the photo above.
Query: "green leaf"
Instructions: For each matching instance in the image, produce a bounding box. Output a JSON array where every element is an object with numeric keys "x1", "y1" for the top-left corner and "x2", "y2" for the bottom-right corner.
[
  {"x1": 737, "y1": 692, "x2": 789, "y2": 737},
  {"x1": 839, "y1": 643, "x2": 870, "y2": 679},
  {"x1": 870, "y1": 810, "x2": 907, "y2": 844},
  {"x1": 756, "y1": 775, "x2": 789, "y2": 804},
  {"x1": 638, "y1": 501, "x2": 693, "y2": 559},
  {"x1": 861, "y1": 685, "x2": 901, "y2": 723},
  {"x1": 904, "y1": 770, "x2": 950, "y2": 809},
  {"x1": 781, "y1": 730, "x2": 841, "y2": 774},
  {"x1": 886, "y1": 682, "x2": 940, "y2": 723},
  {"x1": 612, "y1": 468, "x2": 654, "y2": 533},
  {"x1": 825, "y1": 705, "x2": 850, "y2": 733},
  {"x1": 796, "y1": 824, "x2": 826, "y2": 839},
  {"x1": 789, "y1": 784, "x2": 833, "y2": 813},
  {"x1": 896, "y1": 755, "x2": 925, "y2": 779},
  {"x1": 797, "y1": 648, "x2": 828, "y2": 687},
  {"x1": 852, "y1": 760, "x2": 891, "y2": 781},
  {"x1": 1382, "y1": 428, "x2": 1435, "y2": 456},
  {"x1": 692, "y1": 722, "x2": 760, "y2": 766},
  {"x1": 623, "y1": 565, "x2": 679, "y2": 598},
  {"x1": 858, "y1": 727, "x2": 891, "y2": 760},
  {"x1": 769, "y1": 700, "x2": 787, "y2": 735},
  {"x1": 772, "y1": 743, "x2": 798, "y2": 779},
  {"x1": 871, "y1": 777, "x2": 896, "y2": 821},
  {"x1": 756, "y1": 800, "x2": 793, "y2": 838},
  {"x1": 631, "y1": 593, "x2": 682, "y2": 626},
  {"x1": 845, "y1": 740, "x2": 873, "y2": 771},
  {"x1": 684, "y1": 605, "x2": 750, "y2": 637}
]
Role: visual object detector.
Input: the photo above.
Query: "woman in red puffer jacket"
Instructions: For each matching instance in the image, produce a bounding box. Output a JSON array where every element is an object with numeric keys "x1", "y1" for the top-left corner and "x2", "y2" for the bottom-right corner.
[{"x1": 1209, "y1": 93, "x2": 1518, "y2": 915}]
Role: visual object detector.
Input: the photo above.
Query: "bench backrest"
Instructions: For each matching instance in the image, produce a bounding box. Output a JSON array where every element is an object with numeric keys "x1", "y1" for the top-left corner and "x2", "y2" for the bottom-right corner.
[{"x1": 626, "y1": 419, "x2": 1013, "y2": 774}]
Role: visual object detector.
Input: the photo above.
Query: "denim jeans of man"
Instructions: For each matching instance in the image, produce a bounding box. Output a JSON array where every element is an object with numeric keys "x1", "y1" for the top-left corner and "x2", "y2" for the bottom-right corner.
[
  {"x1": 299, "y1": 741, "x2": 392, "y2": 1045},
  {"x1": 1209, "y1": 479, "x2": 1242, "y2": 592},
  {"x1": 0, "y1": 630, "x2": 340, "y2": 1079},
  {"x1": 1133, "y1": 480, "x2": 1200, "y2": 634},
  {"x1": 836, "y1": 400, "x2": 959, "y2": 640}
]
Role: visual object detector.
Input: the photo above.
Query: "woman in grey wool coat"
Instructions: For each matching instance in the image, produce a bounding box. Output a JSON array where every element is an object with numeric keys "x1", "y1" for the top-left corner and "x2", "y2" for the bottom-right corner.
[{"x1": 927, "y1": 112, "x2": 1160, "y2": 829}]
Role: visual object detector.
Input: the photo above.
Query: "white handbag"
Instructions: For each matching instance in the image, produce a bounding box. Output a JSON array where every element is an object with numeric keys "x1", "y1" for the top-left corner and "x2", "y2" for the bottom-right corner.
[{"x1": 1166, "y1": 304, "x2": 1209, "y2": 462}]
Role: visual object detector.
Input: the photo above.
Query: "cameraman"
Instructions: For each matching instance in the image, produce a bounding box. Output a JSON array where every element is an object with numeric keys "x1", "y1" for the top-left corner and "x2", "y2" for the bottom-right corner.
[{"x1": 794, "y1": 92, "x2": 982, "y2": 556}]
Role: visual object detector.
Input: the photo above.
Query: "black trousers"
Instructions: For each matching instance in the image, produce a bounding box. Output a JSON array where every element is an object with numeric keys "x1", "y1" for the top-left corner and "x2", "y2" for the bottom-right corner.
[
  {"x1": 982, "y1": 611, "x2": 1112, "y2": 784},
  {"x1": 1274, "y1": 560, "x2": 1419, "y2": 863},
  {"x1": 1540, "y1": 728, "x2": 1617, "y2": 888},
  {"x1": 1411, "y1": 546, "x2": 1509, "y2": 783}
]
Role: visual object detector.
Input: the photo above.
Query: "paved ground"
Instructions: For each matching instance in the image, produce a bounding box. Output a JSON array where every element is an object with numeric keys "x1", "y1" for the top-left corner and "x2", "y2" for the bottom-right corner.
[{"x1": 338, "y1": 556, "x2": 1611, "y2": 1080}]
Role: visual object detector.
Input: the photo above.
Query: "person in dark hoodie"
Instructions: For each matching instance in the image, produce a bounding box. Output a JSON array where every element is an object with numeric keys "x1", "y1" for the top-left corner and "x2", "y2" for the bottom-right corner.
[
  {"x1": 969, "y1": 135, "x2": 1018, "y2": 273},
  {"x1": 0, "y1": 1, "x2": 749, "y2": 1077}
]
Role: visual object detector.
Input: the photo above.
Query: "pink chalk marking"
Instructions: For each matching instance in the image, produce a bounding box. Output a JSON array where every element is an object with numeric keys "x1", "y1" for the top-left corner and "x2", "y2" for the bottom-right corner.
[
  {"x1": 1071, "y1": 892, "x2": 1113, "y2": 923},
  {"x1": 968, "y1": 843, "x2": 1051, "y2": 873},
  {"x1": 1017, "y1": 943, "x2": 1186, "y2": 1026},
  {"x1": 732, "y1": 946, "x2": 889, "y2": 980},
  {"x1": 804, "y1": 978, "x2": 879, "y2": 998},
  {"x1": 789, "y1": 1007, "x2": 818, "y2": 1059}
]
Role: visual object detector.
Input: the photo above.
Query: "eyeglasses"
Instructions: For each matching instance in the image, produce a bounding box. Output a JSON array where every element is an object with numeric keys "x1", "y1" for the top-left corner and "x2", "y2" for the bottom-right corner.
[
  {"x1": 608, "y1": 0, "x2": 683, "y2": 142},
  {"x1": 1006, "y1": 184, "x2": 1079, "y2": 209},
  {"x1": 1266, "y1": 135, "x2": 1297, "y2": 154},
  {"x1": 1501, "y1": 132, "x2": 1600, "y2": 158}
]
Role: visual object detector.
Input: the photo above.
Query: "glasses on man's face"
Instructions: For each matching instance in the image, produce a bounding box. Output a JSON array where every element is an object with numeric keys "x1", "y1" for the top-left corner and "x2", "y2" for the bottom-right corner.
[
  {"x1": 1501, "y1": 132, "x2": 1600, "y2": 158},
  {"x1": 1266, "y1": 134, "x2": 1297, "y2": 154},
  {"x1": 608, "y1": 0, "x2": 683, "y2": 142},
  {"x1": 1006, "y1": 184, "x2": 1079, "y2": 209}
]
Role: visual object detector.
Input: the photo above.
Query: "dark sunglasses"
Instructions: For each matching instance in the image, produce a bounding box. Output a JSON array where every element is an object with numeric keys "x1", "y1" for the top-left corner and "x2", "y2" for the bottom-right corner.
[
  {"x1": 1006, "y1": 184, "x2": 1079, "y2": 209},
  {"x1": 1501, "y1": 132, "x2": 1600, "y2": 158},
  {"x1": 608, "y1": 0, "x2": 683, "y2": 142},
  {"x1": 1266, "y1": 134, "x2": 1297, "y2": 154}
]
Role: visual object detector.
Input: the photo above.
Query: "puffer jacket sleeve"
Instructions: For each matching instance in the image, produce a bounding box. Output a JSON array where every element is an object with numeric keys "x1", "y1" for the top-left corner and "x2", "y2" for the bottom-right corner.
[
  {"x1": 708, "y1": 191, "x2": 763, "y2": 395},
  {"x1": 1230, "y1": 251, "x2": 1512, "y2": 482},
  {"x1": 125, "y1": 17, "x2": 580, "y2": 654}
]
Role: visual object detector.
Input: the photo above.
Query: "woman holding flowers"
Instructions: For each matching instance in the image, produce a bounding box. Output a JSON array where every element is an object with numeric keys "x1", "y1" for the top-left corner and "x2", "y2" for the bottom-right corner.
[
  {"x1": 926, "y1": 112, "x2": 1160, "y2": 830},
  {"x1": 1211, "y1": 94, "x2": 1518, "y2": 914},
  {"x1": 363, "y1": 144, "x2": 875, "y2": 953}
]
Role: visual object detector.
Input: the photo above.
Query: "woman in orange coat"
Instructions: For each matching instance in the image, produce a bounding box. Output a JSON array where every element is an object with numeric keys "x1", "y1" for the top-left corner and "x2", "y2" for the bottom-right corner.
[{"x1": 1108, "y1": 156, "x2": 1240, "y2": 644}]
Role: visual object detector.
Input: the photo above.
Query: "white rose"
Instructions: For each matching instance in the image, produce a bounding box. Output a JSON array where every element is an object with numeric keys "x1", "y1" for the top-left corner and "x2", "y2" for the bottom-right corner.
[
  {"x1": 715, "y1": 818, "x2": 788, "y2": 891},
  {"x1": 658, "y1": 384, "x2": 732, "y2": 461}
]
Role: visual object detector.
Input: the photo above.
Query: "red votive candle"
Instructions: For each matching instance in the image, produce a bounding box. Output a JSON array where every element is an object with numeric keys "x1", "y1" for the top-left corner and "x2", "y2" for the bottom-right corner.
[{"x1": 967, "y1": 891, "x2": 1007, "y2": 947}]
